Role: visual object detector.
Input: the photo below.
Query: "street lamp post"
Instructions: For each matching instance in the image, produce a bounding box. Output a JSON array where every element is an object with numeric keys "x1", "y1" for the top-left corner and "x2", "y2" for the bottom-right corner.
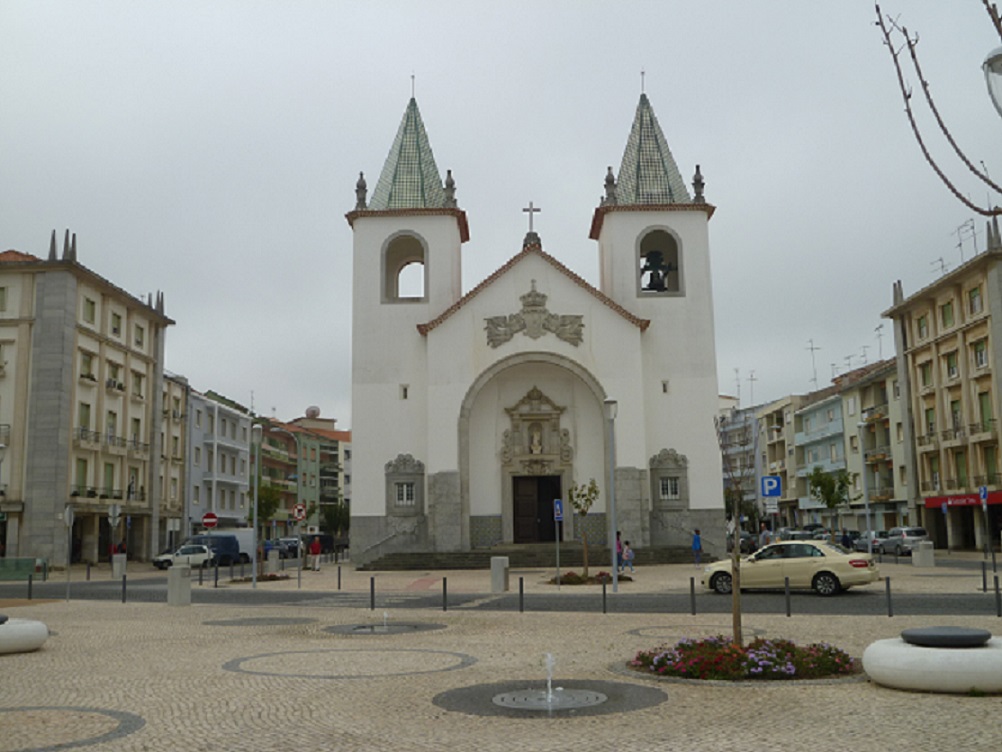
[
  {"x1": 251, "y1": 424, "x2": 262, "y2": 589},
  {"x1": 856, "y1": 422, "x2": 874, "y2": 555},
  {"x1": 604, "y1": 399, "x2": 619, "y2": 594},
  {"x1": 0, "y1": 443, "x2": 6, "y2": 556}
]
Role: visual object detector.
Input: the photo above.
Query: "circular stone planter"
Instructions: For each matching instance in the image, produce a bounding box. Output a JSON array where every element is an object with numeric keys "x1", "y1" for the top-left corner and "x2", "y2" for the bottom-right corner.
[
  {"x1": 863, "y1": 633, "x2": 1002, "y2": 694},
  {"x1": 0, "y1": 616, "x2": 49, "y2": 655}
]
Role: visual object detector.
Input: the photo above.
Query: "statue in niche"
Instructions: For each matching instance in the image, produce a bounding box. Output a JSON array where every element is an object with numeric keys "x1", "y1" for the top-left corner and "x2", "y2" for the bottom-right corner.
[
  {"x1": 641, "y1": 250, "x2": 674, "y2": 292},
  {"x1": 530, "y1": 426, "x2": 543, "y2": 455}
]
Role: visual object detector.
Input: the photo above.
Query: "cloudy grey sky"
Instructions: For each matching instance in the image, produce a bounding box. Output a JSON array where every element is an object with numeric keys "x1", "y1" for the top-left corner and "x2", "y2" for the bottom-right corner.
[{"x1": 2, "y1": 1, "x2": 998, "y2": 425}]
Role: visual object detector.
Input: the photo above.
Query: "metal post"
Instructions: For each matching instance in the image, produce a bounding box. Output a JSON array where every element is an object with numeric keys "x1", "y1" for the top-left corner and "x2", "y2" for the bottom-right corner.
[
  {"x1": 984, "y1": 561, "x2": 989, "y2": 593},
  {"x1": 86, "y1": 562, "x2": 91, "y2": 581},
  {"x1": 605, "y1": 399, "x2": 619, "y2": 593},
  {"x1": 885, "y1": 577, "x2": 893, "y2": 617},
  {"x1": 442, "y1": 577, "x2": 447, "y2": 612},
  {"x1": 602, "y1": 581, "x2": 607, "y2": 614},
  {"x1": 784, "y1": 577, "x2": 791, "y2": 617},
  {"x1": 121, "y1": 575, "x2": 127, "y2": 603},
  {"x1": 214, "y1": 562, "x2": 219, "y2": 588},
  {"x1": 519, "y1": 576, "x2": 524, "y2": 613},
  {"x1": 251, "y1": 424, "x2": 262, "y2": 590},
  {"x1": 27, "y1": 574, "x2": 32, "y2": 600},
  {"x1": 337, "y1": 565, "x2": 342, "y2": 590},
  {"x1": 370, "y1": 576, "x2": 375, "y2": 610},
  {"x1": 995, "y1": 576, "x2": 1001, "y2": 618},
  {"x1": 689, "y1": 577, "x2": 696, "y2": 615}
]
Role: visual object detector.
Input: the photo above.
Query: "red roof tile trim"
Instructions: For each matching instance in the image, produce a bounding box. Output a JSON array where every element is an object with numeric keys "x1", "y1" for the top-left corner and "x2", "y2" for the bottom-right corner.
[
  {"x1": 344, "y1": 208, "x2": 470, "y2": 243},
  {"x1": 0, "y1": 250, "x2": 42, "y2": 262},
  {"x1": 416, "y1": 242, "x2": 650, "y2": 336},
  {"x1": 589, "y1": 202, "x2": 716, "y2": 240}
]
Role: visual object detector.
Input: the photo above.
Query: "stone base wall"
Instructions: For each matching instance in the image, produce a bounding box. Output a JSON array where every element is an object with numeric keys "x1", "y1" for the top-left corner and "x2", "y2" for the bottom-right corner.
[
  {"x1": 650, "y1": 508, "x2": 726, "y2": 555},
  {"x1": 470, "y1": 515, "x2": 502, "y2": 548},
  {"x1": 428, "y1": 471, "x2": 461, "y2": 551},
  {"x1": 351, "y1": 514, "x2": 428, "y2": 565}
]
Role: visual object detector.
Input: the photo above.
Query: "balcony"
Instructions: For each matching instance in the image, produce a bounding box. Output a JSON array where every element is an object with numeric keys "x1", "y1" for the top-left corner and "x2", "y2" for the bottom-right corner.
[
  {"x1": 940, "y1": 427, "x2": 966, "y2": 445},
  {"x1": 105, "y1": 378, "x2": 125, "y2": 394},
  {"x1": 920, "y1": 480, "x2": 940, "y2": 493},
  {"x1": 864, "y1": 445, "x2": 891, "y2": 463},
  {"x1": 973, "y1": 473, "x2": 1002, "y2": 487},
  {"x1": 969, "y1": 419, "x2": 998, "y2": 442},
  {"x1": 69, "y1": 486, "x2": 124, "y2": 500},
  {"x1": 127, "y1": 438, "x2": 150, "y2": 458},
  {"x1": 74, "y1": 427, "x2": 102, "y2": 447},
  {"x1": 862, "y1": 403, "x2": 888, "y2": 423}
]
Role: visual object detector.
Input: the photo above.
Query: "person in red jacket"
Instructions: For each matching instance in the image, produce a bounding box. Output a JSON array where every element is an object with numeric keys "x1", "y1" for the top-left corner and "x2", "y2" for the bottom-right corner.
[{"x1": 309, "y1": 536, "x2": 322, "y2": 572}]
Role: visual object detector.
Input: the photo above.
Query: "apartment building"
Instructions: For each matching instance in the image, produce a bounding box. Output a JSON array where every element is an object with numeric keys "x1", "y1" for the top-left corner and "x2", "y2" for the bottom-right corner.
[
  {"x1": 793, "y1": 388, "x2": 843, "y2": 527},
  {"x1": 0, "y1": 233, "x2": 172, "y2": 563},
  {"x1": 757, "y1": 395, "x2": 804, "y2": 528},
  {"x1": 885, "y1": 250, "x2": 1002, "y2": 550},
  {"x1": 188, "y1": 391, "x2": 252, "y2": 537},
  {"x1": 717, "y1": 399, "x2": 759, "y2": 519},
  {"x1": 160, "y1": 372, "x2": 190, "y2": 550}
]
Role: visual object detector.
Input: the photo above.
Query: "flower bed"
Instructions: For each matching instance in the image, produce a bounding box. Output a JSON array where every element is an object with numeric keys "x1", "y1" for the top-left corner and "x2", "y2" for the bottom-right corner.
[
  {"x1": 630, "y1": 635, "x2": 860, "y2": 681},
  {"x1": 548, "y1": 570, "x2": 633, "y2": 585}
]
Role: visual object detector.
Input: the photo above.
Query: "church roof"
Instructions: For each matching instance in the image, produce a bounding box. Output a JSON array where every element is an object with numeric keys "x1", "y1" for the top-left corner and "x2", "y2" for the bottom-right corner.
[
  {"x1": 417, "y1": 239, "x2": 650, "y2": 336},
  {"x1": 615, "y1": 93, "x2": 691, "y2": 205},
  {"x1": 0, "y1": 249, "x2": 42, "y2": 263},
  {"x1": 369, "y1": 98, "x2": 449, "y2": 210}
]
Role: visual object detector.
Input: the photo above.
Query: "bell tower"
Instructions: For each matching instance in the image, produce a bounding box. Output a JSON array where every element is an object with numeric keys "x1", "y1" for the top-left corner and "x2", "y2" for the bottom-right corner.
[{"x1": 345, "y1": 98, "x2": 469, "y2": 552}]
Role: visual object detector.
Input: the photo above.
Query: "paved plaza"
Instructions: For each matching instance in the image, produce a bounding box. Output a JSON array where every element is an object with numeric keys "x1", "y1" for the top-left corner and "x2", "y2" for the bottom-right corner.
[{"x1": 2, "y1": 557, "x2": 1001, "y2": 752}]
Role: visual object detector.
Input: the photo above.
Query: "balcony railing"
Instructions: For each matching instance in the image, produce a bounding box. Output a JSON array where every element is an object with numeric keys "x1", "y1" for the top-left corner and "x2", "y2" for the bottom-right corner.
[
  {"x1": 862, "y1": 403, "x2": 888, "y2": 422},
  {"x1": 969, "y1": 419, "x2": 997, "y2": 438},
  {"x1": 920, "y1": 479, "x2": 940, "y2": 492},
  {"x1": 973, "y1": 473, "x2": 1002, "y2": 486},
  {"x1": 69, "y1": 486, "x2": 130, "y2": 500},
  {"x1": 940, "y1": 427, "x2": 966, "y2": 442},
  {"x1": 864, "y1": 445, "x2": 891, "y2": 462}
]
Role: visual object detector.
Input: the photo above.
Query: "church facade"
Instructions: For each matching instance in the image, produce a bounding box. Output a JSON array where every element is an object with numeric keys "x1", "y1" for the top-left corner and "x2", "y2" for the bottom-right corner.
[{"x1": 346, "y1": 94, "x2": 725, "y2": 563}]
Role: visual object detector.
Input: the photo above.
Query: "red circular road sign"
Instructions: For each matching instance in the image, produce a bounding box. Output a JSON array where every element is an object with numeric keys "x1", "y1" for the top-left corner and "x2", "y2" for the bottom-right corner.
[
  {"x1": 202, "y1": 512, "x2": 219, "y2": 529},
  {"x1": 293, "y1": 503, "x2": 306, "y2": 521}
]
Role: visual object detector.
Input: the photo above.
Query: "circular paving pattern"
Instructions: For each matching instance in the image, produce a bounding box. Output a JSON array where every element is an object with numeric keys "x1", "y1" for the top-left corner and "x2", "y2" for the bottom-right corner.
[
  {"x1": 202, "y1": 616, "x2": 318, "y2": 627},
  {"x1": 433, "y1": 680, "x2": 667, "y2": 718},
  {"x1": 0, "y1": 706, "x2": 145, "y2": 752},
  {"x1": 324, "y1": 622, "x2": 446, "y2": 636},
  {"x1": 222, "y1": 647, "x2": 476, "y2": 679},
  {"x1": 627, "y1": 624, "x2": 767, "y2": 640}
]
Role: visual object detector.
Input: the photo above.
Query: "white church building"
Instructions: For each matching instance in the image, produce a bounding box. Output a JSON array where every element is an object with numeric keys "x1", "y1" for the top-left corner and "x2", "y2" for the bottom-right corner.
[{"x1": 345, "y1": 93, "x2": 725, "y2": 564}]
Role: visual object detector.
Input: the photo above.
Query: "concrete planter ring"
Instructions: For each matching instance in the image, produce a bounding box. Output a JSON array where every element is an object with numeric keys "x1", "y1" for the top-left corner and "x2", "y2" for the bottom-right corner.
[
  {"x1": 0, "y1": 615, "x2": 50, "y2": 655},
  {"x1": 863, "y1": 627, "x2": 1002, "y2": 694}
]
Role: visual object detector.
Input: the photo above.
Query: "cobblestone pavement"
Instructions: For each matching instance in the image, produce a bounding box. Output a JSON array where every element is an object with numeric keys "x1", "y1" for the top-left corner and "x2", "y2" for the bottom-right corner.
[{"x1": 2, "y1": 557, "x2": 1001, "y2": 752}]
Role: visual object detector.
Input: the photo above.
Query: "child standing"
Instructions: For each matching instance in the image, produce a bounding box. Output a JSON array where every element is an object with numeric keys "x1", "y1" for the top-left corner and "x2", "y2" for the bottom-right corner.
[
  {"x1": 692, "y1": 529, "x2": 703, "y2": 565},
  {"x1": 622, "y1": 541, "x2": 635, "y2": 573}
]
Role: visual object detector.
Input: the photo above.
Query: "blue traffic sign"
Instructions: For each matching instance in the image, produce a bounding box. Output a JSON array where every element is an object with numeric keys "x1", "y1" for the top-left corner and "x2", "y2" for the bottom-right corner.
[
  {"x1": 761, "y1": 476, "x2": 782, "y2": 498},
  {"x1": 553, "y1": 499, "x2": 564, "y2": 522},
  {"x1": 980, "y1": 486, "x2": 989, "y2": 502}
]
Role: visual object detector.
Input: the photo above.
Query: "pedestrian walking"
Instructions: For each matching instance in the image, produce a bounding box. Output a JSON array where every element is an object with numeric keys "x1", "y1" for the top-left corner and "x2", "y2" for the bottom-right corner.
[
  {"x1": 615, "y1": 530, "x2": 623, "y2": 571},
  {"x1": 622, "y1": 541, "x2": 635, "y2": 573},
  {"x1": 692, "y1": 528, "x2": 702, "y2": 565},
  {"x1": 309, "y1": 536, "x2": 322, "y2": 571}
]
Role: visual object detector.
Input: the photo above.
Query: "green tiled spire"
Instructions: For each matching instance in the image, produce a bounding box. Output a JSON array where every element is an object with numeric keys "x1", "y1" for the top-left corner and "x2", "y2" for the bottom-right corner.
[
  {"x1": 616, "y1": 93, "x2": 691, "y2": 205},
  {"x1": 369, "y1": 98, "x2": 448, "y2": 210}
]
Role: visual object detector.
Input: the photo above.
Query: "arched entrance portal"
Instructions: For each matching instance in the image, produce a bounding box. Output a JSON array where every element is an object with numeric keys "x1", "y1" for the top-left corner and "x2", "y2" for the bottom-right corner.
[{"x1": 458, "y1": 353, "x2": 608, "y2": 549}]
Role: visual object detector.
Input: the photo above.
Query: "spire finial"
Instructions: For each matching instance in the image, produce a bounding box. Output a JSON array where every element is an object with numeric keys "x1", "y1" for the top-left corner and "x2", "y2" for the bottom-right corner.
[
  {"x1": 602, "y1": 166, "x2": 617, "y2": 206},
  {"x1": 48, "y1": 229, "x2": 57, "y2": 261},
  {"x1": 522, "y1": 201, "x2": 541, "y2": 233},
  {"x1": 411, "y1": 72, "x2": 415, "y2": 99},
  {"x1": 355, "y1": 171, "x2": 368, "y2": 210},
  {"x1": 692, "y1": 164, "x2": 705, "y2": 203},
  {"x1": 641, "y1": 69, "x2": 645, "y2": 94},
  {"x1": 443, "y1": 169, "x2": 456, "y2": 207}
]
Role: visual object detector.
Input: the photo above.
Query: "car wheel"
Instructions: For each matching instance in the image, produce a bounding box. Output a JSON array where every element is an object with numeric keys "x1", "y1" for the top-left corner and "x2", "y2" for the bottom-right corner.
[
  {"x1": 813, "y1": 571, "x2": 841, "y2": 596},
  {"x1": 712, "y1": 572, "x2": 733, "y2": 595}
]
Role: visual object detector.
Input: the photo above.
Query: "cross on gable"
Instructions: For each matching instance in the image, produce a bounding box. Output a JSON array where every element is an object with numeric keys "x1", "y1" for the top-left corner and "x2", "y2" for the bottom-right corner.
[{"x1": 522, "y1": 201, "x2": 541, "y2": 233}]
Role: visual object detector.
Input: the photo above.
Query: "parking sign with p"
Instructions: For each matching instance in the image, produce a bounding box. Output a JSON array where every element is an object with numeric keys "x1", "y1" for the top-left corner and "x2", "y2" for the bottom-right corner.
[{"x1": 761, "y1": 475, "x2": 782, "y2": 498}]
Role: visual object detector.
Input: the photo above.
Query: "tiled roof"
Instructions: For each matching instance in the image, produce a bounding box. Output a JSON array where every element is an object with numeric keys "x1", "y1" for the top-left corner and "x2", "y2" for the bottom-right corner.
[
  {"x1": 369, "y1": 98, "x2": 448, "y2": 210},
  {"x1": 0, "y1": 249, "x2": 41, "y2": 262},
  {"x1": 616, "y1": 93, "x2": 690, "y2": 205},
  {"x1": 417, "y1": 241, "x2": 650, "y2": 335}
]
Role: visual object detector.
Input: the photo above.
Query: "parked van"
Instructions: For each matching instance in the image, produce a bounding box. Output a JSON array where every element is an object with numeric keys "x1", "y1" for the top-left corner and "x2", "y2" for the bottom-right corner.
[{"x1": 184, "y1": 534, "x2": 242, "y2": 566}]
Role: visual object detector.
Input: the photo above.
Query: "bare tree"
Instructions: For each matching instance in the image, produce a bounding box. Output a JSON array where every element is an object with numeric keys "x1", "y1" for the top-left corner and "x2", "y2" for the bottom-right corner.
[
  {"x1": 715, "y1": 411, "x2": 760, "y2": 647},
  {"x1": 876, "y1": 1, "x2": 1002, "y2": 217}
]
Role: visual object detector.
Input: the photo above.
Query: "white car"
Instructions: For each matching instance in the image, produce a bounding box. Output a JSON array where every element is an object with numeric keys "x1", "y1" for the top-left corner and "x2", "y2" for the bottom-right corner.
[{"x1": 153, "y1": 544, "x2": 215, "y2": 570}]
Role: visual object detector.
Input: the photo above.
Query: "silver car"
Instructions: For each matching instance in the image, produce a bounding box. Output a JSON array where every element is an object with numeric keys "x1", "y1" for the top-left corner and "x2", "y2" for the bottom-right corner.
[
  {"x1": 854, "y1": 530, "x2": 888, "y2": 553},
  {"x1": 881, "y1": 527, "x2": 928, "y2": 556}
]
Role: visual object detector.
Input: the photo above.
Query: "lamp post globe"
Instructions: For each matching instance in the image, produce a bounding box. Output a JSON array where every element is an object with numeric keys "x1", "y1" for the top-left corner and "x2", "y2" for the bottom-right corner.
[{"x1": 983, "y1": 46, "x2": 1002, "y2": 120}]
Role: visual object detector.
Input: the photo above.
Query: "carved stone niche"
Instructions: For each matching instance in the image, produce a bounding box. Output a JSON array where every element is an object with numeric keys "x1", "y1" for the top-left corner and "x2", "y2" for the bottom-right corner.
[
  {"x1": 501, "y1": 386, "x2": 573, "y2": 475},
  {"x1": 649, "y1": 448, "x2": 689, "y2": 510}
]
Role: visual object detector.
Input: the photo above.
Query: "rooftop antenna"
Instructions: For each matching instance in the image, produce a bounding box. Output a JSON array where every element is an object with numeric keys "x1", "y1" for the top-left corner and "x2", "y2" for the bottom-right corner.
[
  {"x1": 875, "y1": 323, "x2": 885, "y2": 360},
  {"x1": 734, "y1": 367, "x2": 741, "y2": 406},
  {"x1": 806, "y1": 339, "x2": 821, "y2": 389},
  {"x1": 953, "y1": 218, "x2": 977, "y2": 263},
  {"x1": 931, "y1": 257, "x2": 948, "y2": 276},
  {"x1": 747, "y1": 370, "x2": 757, "y2": 405},
  {"x1": 860, "y1": 344, "x2": 870, "y2": 365},
  {"x1": 831, "y1": 362, "x2": 839, "y2": 379},
  {"x1": 250, "y1": 390, "x2": 255, "y2": 415},
  {"x1": 844, "y1": 354, "x2": 856, "y2": 371},
  {"x1": 640, "y1": 69, "x2": 645, "y2": 94}
]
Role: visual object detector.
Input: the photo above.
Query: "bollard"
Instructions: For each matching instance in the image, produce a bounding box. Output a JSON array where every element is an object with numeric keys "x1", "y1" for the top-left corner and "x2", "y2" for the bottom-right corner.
[
  {"x1": 690, "y1": 577, "x2": 696, "y2": 616},
  {"x1": 337, "y1": 565, "x2": 342, "y2": 590},
  {"x1": 785, "y1": 577, "x2": 791, "y2": 617},
  {"x1": 370, "y1": 576, "x2": 375, "y2": 611},
  {"x1": 442, "y1": 577, "x2": 448, "y2": 612},
  {"x1": 121, "y1": 574, "x2": 127, "y2": 604},
  {"x1": 993, "y1": 547, "x2": 998, "y2": 574},
  {"x1": 996, "y1": 576, "x2": 1001, "y2": 618},
  {"x1": 984, "y1": 561, "x2": 989, "y2": 593},
  {"x1": 198, "y1": 566, "x2": 204, "y2": 586},
  {"x1": 602, "y1": 581, "x2": 607, "y2": 614},
  {"x1": 519, "y1": 576, "x2": 524, "y2": 613},
  {"x1": 27, "y1": 574, "x2": 33, "y2": 600},
  {"x1": 214, "y1": 562, "x2": 219, "y2": 588},
  {"x1": 230, "y1": 562, "x2": 234, "y2": 580},
  {"x1": 885, "y1": 577, "x2": 893, "y2": 617},
  {"x1": 86, "y1": 562, "x2": 91, "y2": 581}
]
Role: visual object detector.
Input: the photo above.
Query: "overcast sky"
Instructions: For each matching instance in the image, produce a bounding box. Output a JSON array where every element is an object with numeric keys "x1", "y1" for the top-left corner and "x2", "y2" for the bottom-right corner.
[{"x1": 2, "y1": 1, "x2": 998, "y2": 426}]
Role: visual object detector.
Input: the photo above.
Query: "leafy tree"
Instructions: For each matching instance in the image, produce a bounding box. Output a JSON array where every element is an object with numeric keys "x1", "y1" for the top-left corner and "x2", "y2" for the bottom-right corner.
[
  {"x1": 807, "y1": 466, "x2": 852, "y2": 535},
  {"x1": 567, "y1": 478, "x2": 599, "y2": 578},
  {"x1": 320, "y1": 500, "x2": 350, "y2": 537},
  {"x1": 253, "y1": 483, "x2": 282, "y2": 538}
]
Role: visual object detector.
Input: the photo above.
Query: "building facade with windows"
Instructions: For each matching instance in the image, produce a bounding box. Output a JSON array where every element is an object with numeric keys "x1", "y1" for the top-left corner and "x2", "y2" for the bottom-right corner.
[
  {"x1": 187, "y1": 390, "x2": 252, "y2": 536},
  {"x1": 160, "y1": 372, "x2": 190, "y2": 550},
  {"x1": 793, "y1": 389, "x2": 843, "y2": 526},
  {"x1": 756, "y1": 395, "x2": 803, "y2": 528},
  {"x1": 885, "y1": 249, "x2": 1002, "y2": 550},
  {"x1": 0, "y1": 234, "x2": 172, "y2": 564}
]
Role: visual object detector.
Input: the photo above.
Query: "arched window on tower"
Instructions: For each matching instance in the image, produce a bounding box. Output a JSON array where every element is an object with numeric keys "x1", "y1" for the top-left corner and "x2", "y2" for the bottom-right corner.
[
  {"x1": 383, "y1": 234, "x2": 427, "y2": 302},
  {"x1": 638, "y1": 229, "x2": 682, "y2": 296}
]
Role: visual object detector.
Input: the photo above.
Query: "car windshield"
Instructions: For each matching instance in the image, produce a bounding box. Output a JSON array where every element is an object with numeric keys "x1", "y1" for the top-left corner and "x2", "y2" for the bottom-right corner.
[{"x1": 907, "y1": 528, "x2": 927, "y2": 536}]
